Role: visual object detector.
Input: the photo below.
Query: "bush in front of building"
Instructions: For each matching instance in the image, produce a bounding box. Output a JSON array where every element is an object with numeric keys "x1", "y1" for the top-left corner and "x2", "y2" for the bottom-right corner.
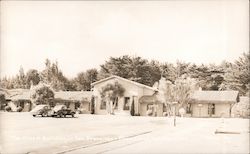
[
  {"x1": 91, "y1": 96, "x2": 95, "y2": 114},
  {"x1": 231, "y1": 101, "x2": 250, "y2": 118},
  {"x1": 134, "y1": 113, "x2": 140, "y2": 116},
  {"x1": 5, "y1": 106, "x2": 11, "y2": 112},
  {"x1": 178, "y1": 108, "x2": 186, "y2": 117},
  {"x1": 130, "y1": 100, "x2": 135, "y2": 116},
  {"x1": 0, "y1": 93, "x2": 6, "y2": 110},
  {"x1": 146, "y1": 109, "x2": 153, "y2": 116},
  {"x1": 163, "y1": 112, "x2": 168, "y2": 116},
  {"x1": 16, "y1": 106, "x2": 23, "y2": 112}
]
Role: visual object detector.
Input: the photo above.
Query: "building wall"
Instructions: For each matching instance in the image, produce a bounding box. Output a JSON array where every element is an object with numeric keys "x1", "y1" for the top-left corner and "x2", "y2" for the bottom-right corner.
[
  {"x1": 12, "y1": 100, "x2": 32, "y2": 112},
  {"x1": 53, "y1": 99, "x2": 91, "y2": 113},
  {"x1": 191, "y1": 103, "x2": 209, "y2": 117},
  {"x1": 80, "y1": 101, "x2": 91, "y2": 114},
  {"x1": 191, "y1": 102, "x2": 232, "y2": 118},
  {"x1": 92, "y1": 78, "x2": 155, "y2": 115},
  {"x1": 214, "y1": 103, "x2": 231, "y2": 117},
  {"x1": 140, "y1": 103, "x2": 163, "y2": 116}
]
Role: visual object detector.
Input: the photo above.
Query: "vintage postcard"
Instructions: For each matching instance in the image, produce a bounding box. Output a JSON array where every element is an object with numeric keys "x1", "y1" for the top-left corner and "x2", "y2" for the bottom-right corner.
[{"x1": 0, "y1": 0, "x2": 249, "y2": 153}]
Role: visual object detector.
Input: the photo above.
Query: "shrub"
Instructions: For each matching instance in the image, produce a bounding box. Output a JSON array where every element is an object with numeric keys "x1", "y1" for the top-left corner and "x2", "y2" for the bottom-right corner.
[
  {"x1": 5, "y1": 106, "x2": 11, "y2": 112},
  {"x1": 130, "y1": 100, "x2": 135, "y2": 116},
  {"x1": 16, "y1": 106, "x2": 23, "y2": 112},
  {"x1": 146, "y1": 109, "x2": 153, "y2": 116},
  {"x1": 231, "y1": 100, "x2": 250, "y2": 118},
  {"x1": 0, "y1": 93, "x2": 6, "y2": 110},
  {"x1": 134, "y1": 113, "x2": 140, "y2": 116},
  {"x1": 163, "y1": 112, "x2": 168, "y2": 116},
  {"x1": 91, "y1": 96, "x2": 95, "y2": 114},
  {"x1": 179, "y1": 108, "x2": 186, "y2": 117}
]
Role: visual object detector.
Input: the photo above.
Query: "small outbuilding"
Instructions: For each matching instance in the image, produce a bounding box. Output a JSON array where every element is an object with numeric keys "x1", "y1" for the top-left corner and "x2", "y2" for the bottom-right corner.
[{"x1": 190, "y1": 90, "x2": 239, "y2": 118}]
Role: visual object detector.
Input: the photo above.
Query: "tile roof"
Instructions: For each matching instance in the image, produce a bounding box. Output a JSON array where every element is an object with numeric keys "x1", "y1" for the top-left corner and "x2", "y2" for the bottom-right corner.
[
  {"x1": 10, "y1": 91, "x2": 31, "y2": 100},
  {"x1": 91, "y1": 75, "x2": 158, "y2": 91},
  {"x1": 191, "y1": 90, "x2": 239, "y2": 103},
  {"x1": 7, "y1": 89, "x2": 93, "y2": 101},
  {"x1": 54, "y1": 91, "x2": 92, "y2": 101},
  {"x1": 139, "y1": 95, "x2": 159, "y2": 103}
]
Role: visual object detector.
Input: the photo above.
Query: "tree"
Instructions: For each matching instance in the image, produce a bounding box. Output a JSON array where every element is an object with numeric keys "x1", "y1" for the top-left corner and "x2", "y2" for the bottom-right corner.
[
  {"x1": 40, "y1": 59, "x2": 70, "y2": 91},
  {"x1": 74, "y1": 69, "x2": 98, "y2": 91},
  {"x1": 130, "y1": 98, "x2": 135, "y2": 116},
  {"x1": 91, "y1": 96, "x2": 95, "y2": 114},
  {"x1": 100, "y1": 82, "x2": 125, "y2": 114},
  {"x1": 18, "y1": 66, "x2": 26, "y2": 88},
  {"x1": 26, "y1": 69, "x2": 40, "y2": 88},
  {"x1": 222, "y1": 53, "x2": 250, "y2": 95},
  {"x1": 73, "y1": 72, "x2": 87, "y2": 91},
  {"x1": 160, "y1": 76, "x2": 198, "y2": 116},
  {"x1": 99, "y1": 55, "x2": 162, "y2": 86},
  {"x1": 0, "y1": 92, "x2": 6, "y2": 110},
  {"x1": 31, "y1": 83, "x2": 54, "y2": 105},
  {"x1": 160, "y1": 63, "x2": 176, "y2": 82}
]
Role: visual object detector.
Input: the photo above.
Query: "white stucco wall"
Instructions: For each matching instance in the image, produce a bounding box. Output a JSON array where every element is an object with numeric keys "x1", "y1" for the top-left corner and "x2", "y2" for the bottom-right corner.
[
  {"x1": 92, "y1": 77, "x2": 155, "y2": 115},
  {"x1": 192, "y1": 103, "x2": 209, "y2": 117},
  {"x1": 191, "y1": 103, "x2": 232, "y2": 118}
]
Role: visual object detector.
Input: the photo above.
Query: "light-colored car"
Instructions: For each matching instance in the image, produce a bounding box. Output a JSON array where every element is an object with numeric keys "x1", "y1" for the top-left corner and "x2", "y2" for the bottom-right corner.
[{"x1": 30, "y1": 105, "x2": 51, "y2": 117}]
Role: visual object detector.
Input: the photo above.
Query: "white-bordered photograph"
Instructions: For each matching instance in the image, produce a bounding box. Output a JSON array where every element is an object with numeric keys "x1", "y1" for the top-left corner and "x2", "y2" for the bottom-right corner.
[{"x1": 0, "y1": 0, "x2": 249, "y2": 153}]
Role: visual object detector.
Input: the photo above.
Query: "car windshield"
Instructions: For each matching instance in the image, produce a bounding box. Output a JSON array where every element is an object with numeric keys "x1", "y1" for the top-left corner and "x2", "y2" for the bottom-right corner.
[
  {"x1": 30, "y1": 105, "x2": 47, "y2": 112},
  {"x1": 53, "y1": 105, "x2": 65, "y2": 112}
]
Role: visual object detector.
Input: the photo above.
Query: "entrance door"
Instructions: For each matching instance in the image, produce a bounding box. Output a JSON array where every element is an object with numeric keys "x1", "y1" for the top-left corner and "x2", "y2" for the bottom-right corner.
[{"x1": 147, "y1": 104, "x2": 158, "y2": 116}]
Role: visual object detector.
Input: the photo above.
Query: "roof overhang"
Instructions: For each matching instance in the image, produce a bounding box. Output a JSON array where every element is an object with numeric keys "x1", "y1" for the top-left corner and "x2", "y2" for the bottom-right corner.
[{"x1": 91, "y1": 75, "x2": 158, "y2": 92}]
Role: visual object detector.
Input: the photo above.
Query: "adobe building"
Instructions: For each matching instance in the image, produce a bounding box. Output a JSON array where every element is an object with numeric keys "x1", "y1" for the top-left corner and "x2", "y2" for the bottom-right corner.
[
  {"x1": 53, "y1": 91, "x2": 92, "y2": 113},
  {"x1": 5, "y1": 89, "x2": 92, "y2": 113},
  {"x1": 91, "y1": 75, "x2": 161, "y2": 116},
  {"x1": 189, "y1": 90, "x2": 239, "y2": 118}
]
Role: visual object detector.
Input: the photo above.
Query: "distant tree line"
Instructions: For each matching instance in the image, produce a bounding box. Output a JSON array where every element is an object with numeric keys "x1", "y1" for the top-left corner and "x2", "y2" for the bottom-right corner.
[{"x1": 0, "y1": 53, "x2": 249, "y2": 96}]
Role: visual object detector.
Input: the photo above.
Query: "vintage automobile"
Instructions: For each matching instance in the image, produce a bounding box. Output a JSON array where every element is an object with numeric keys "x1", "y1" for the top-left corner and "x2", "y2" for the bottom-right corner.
[
  {"x1": 51, "y1": 104, "x2": 75, "y2": 118},
  {"x1": 30, "y1": 104, "x2": 51, "y2": 117}
]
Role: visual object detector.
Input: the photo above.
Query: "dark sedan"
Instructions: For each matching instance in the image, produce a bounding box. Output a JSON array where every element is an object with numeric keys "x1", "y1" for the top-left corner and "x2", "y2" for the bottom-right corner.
[{"x1": 51, "y1": 105, "x2": 75, "y2": 118}]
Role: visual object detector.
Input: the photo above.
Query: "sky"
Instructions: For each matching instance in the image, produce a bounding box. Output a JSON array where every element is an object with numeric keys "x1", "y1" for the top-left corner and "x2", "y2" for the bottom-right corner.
[{"x1": 0, "y1": 0, "x2": 249, "y2": 78}]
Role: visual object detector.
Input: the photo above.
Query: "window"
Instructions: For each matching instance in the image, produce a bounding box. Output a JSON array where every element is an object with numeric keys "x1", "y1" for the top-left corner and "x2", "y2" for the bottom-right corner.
[
  {"x1": 123, "y1": 97, "x2": 130, "y2": 110},
  {"x1": 100, "y1": 100, "x2": 106, "y2": 110}
]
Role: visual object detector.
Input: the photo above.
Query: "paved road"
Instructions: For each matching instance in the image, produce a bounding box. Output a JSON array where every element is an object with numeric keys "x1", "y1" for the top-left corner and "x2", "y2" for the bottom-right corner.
[
  {"x1": 0, "y1": 112, "x2": 249, "y2": 154},
  {"x1": 66, "y1": 118, "x2": 249, "y2": 154}
]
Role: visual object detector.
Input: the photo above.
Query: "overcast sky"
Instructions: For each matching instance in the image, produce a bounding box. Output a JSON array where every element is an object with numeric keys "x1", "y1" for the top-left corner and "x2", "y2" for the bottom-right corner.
[{"x1": 0, "y1": 0, "x2": 249, "y2": 78}]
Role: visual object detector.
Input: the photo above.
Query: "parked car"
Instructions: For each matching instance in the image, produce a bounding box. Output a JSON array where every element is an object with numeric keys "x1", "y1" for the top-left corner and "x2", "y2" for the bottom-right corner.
[
  {"x1": 51, "y1": 105, "x2": 75, "y2": 118},
  {"x1": 30, "y1": 105, "x2": 51, "y2": 117}
]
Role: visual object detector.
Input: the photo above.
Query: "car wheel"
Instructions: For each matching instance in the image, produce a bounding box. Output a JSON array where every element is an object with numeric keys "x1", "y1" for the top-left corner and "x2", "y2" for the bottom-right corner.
[
  {"x1": 59, "y1": 113, "x2": 63, "y2": 118},
  {"x1": 33, "y1": 115, "x2": 36, "y2": 117},
  {"x1": 71, "y1": 113, "x2": 75, "y2": 117}
]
